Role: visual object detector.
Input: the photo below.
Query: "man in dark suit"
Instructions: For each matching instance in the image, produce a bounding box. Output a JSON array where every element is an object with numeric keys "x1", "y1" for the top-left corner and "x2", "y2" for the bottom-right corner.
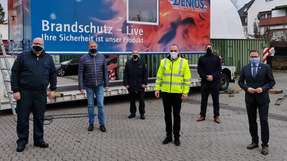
[
  {"x1": 197, "y1": 44, "x2": 222, "y2": 123},
  {"x1": 238, "y1": 50, "x2": 275, "y2": 155},
  {"x1": 123, "y1": 50, "x2": 148, "y2": 120}
]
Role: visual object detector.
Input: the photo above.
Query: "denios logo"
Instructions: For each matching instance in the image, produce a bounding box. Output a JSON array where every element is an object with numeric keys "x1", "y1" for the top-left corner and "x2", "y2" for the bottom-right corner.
[{"x1": 170, "y1": 0, "x2": 206, "y2": 10}]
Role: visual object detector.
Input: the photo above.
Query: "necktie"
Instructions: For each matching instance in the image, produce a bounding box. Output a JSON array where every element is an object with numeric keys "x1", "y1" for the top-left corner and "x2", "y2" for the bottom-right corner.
[{"x1": 252, "y1": 65, "x2": 257, "y2": 77}]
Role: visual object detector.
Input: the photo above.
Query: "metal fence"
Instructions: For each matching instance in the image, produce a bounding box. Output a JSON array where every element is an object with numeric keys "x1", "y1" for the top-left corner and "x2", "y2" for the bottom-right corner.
[
  {"x1": 212, "y1": 39, "x2": 267, "y2": 73},
  {"x1": 57, "y1": 39, "x2": 267, "y2": 77}
]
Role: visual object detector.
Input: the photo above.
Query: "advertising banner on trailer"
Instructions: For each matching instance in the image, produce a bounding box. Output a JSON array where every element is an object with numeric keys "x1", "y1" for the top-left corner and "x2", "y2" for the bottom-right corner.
[{"x1": 9, "y1": 0, "x2": 210, "y2": 54}]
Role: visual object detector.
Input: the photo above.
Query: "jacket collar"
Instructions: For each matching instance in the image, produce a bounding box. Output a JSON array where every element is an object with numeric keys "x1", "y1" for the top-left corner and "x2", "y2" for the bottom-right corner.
[
  {"x1": 31, "y1": 50, "x2": 45, "y2": 57},
  {"x1": 166, "y1": 55, "x2": 180, "y2": 61},
  {"x1": 88, "y1": 52, "x2": 98, "y2": 57}
]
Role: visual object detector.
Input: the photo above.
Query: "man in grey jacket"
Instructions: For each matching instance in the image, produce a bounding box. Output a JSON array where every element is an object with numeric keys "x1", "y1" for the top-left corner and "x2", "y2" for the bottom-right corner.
[{"x1": 78, "y1": 41, "x2": 108, "y2": 132}]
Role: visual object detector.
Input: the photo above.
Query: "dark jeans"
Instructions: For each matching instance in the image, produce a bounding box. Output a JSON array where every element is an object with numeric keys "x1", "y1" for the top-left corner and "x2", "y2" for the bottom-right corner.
[
  {"x1": 86, "y1": 85, "x2": 105, "y2": 126},
  {"x1": 246, "y1": 102, "x2": 269, "y2": 146},
  {"x1": 129, "y1": 90, "x2": 145, "y2": 115},
  {"x1": 16, "y1": 90, "x2": 47, "y2": 146},
  {"x1": 161, "y1": 92, "x2": 182, "y2": 138},
  {"x1": 200, "y1": 82, "x2": 220, "y2": 118}
]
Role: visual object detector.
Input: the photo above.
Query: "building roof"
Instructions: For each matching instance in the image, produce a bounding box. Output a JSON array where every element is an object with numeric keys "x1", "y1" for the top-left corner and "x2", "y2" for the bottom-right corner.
[
  {"x1": 274, "y1": 5, "x2": 287, "y2": 10},
  {"x1": 238, "y1": 0, "x2": 255, "y2": 17}
]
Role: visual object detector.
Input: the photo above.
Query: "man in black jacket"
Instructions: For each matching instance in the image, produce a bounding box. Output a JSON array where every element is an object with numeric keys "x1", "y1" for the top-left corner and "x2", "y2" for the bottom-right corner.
[
  {"x1": 238, "y1": 50, "x2": 275, "y2": 155},
  {"x1": 123, "y1": 50, "x2": 148, "y2": 120},
  {"x1": 11, "y1": 37, "x2": 57, "y2": 152},
  {"x1": 197, "y1": 44, "x2": 222, "y2": 123}
]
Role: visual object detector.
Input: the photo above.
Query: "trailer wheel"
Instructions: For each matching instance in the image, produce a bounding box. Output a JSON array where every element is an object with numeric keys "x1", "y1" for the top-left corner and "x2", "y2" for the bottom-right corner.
[
  {"x1": 57, "y1": 68, "x2": 65, "y2": 77},
  {"x1": 220, "y1": 73, "x2": 229, "y2": 91}
]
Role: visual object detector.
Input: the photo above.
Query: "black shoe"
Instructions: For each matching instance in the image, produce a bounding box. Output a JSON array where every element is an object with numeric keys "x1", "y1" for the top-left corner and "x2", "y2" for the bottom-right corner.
[
  {"x1": 174, "y1": 138, "x2": 181, "y2": 146},
  {"x1": 16, "y1": 144, "x2": 26, "y2": 152},
  {"x1": 162, "y1": 137, "x2": 172, "y2": 144},
  {"x1": 34, "y1": 142, "x2": 49, "y2": 148},
  {"x1": 128, "y1": 114, "x2": 136, "y2": 119},
  {"x1": 140, "y1": 114, "x2": 145, "y2": 120},
  {"x1": 261, "y1": 146, "x2": 269, "y2": 155},
  {"x1": 246, "y1": 143, "x2": 259, "y2": 150},
  {"x1": 99, "y1": 125, "x2": 106, "y2": 132},
  {"x1": 88, "y1": 125, "x2": 94, "y2": 131}
]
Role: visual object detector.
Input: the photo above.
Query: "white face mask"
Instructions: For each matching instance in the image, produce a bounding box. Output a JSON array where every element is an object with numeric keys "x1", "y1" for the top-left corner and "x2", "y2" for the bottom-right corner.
[{"x1": 170, "y1": 52, "x2": 178, "y2": 59}]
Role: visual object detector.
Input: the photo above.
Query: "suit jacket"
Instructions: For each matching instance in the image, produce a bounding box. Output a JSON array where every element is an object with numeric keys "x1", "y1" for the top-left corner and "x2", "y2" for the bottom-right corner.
[{"x1": 238, "y1": 63, "x2": 275, "y2": 104}]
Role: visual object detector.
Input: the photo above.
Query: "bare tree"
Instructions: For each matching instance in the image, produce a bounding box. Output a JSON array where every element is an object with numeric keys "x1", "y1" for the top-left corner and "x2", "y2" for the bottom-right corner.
[{"x1": 0, "y1": 3, "x2": 5, "y2": 24}]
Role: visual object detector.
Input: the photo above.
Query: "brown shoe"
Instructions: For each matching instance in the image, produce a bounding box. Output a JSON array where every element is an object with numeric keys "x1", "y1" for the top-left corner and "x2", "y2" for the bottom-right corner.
[
  {"x1": 214, "y1": 117, "x2": 221, "y2": 124},
  {"x1": 196, "y1": 116, "x2": 205, "y2": 122}
]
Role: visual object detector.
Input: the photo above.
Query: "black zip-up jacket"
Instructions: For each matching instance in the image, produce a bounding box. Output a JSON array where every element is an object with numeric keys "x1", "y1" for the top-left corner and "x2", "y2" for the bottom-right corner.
[
  {"x1": 123, "y1": 58, "x2": 148, "y2": 91},
  {"x1": 197, "y1": 52, "x2": 222, "y2": 84},
  {"x1": 11, "y1": 51, "x2": 57, "y2": 92}
]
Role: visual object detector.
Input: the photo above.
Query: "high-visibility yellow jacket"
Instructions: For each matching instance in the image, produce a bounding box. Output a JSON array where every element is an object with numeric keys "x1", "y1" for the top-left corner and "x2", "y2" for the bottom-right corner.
[{"x1": 155, "y1": 57, "x2": 191, "y2": 94}]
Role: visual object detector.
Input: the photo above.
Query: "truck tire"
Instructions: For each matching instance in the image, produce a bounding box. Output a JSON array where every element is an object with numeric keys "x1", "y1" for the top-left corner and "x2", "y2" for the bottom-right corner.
[
  {"x1": 57, "y1": 68, "x2": 65, "y2": 77},
  {"x1": 220, "y1": 73, "x2": 229, "y2": 91}
]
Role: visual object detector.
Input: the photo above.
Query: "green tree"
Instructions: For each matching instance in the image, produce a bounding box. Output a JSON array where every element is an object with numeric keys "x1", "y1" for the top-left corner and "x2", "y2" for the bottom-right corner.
[{"x1": 0, "y1": 3, "x2": 5, "y2": 24}]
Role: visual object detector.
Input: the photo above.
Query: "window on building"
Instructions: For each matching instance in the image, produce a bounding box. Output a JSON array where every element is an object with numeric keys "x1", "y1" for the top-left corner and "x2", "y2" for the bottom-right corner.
[{"x1": 258, "y1": 11, "x2": 272, "y2": 20}]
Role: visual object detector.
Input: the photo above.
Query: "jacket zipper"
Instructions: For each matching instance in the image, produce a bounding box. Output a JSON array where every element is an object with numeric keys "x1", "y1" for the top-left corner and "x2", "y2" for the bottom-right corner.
[
  {"x1": 93, "y1": 56, "x2": 98, "y2": 86},
  {"x1": 170, "y1": 60, "x2": 174, "y2": 93}
]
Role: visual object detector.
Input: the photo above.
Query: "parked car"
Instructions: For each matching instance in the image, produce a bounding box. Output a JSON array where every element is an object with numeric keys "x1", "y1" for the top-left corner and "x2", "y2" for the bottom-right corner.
[
  {"x1": 56, "y1": 56, "x2": 119, "y2": 78},
  {"x1": 56, "y1": 58, "x2": 79, "y2": 76}
]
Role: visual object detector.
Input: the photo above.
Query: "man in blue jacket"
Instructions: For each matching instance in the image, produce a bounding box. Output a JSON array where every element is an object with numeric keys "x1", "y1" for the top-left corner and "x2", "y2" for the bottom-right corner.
[
  {"x1": 11, "y1": 37, "x2": 57, "y2": 152},
  {"x1": 78, "y1": 41, "x2": 108, "y2": 132}
]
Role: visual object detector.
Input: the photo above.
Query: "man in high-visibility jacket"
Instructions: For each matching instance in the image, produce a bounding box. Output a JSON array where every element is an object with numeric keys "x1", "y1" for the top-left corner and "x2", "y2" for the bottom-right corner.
[{"x1": 155, "y1": 44, "x2": 191, "y2": 146}]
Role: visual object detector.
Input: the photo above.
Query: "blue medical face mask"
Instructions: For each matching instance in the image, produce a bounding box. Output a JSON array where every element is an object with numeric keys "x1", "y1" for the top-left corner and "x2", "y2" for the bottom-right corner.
[{"x1": 250, "y1": 57, "x2": 260, "y2": 65}]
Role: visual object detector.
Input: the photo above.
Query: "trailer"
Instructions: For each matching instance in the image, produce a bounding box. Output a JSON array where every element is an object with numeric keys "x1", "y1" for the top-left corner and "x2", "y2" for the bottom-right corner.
[{"x1": 1, "y1": 0, "x2": 235, "y2": 112}]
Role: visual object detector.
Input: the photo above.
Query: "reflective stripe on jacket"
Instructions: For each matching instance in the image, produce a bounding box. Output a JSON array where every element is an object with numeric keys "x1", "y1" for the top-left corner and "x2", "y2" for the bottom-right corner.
[{"x1": 155, "y1": 57, "x2": 191, "y2": 94}]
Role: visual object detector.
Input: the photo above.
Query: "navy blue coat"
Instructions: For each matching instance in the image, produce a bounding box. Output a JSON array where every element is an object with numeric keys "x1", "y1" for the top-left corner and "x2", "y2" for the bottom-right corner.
[
  {"x1": 238, "y1": 63, "x2": 275, "y2": 104},
  {"x1": 11, "y1": 51, "x2": 57, "y2": 92},
  {"x1": 78, "y1": 53, "x2": 108, "y2": 89}
]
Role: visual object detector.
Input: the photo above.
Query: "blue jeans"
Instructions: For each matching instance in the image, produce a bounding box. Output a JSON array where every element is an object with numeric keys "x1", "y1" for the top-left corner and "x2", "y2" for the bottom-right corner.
[{"x1": 86, "y1": 85, "x2": 105, "y2": 126}]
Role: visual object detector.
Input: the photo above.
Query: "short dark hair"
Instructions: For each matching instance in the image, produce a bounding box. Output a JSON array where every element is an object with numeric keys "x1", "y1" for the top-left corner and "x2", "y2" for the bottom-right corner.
[
  {"x1": 170, "y1": 44, "x2": 179, "y2": 48},
  {"x1": 170, "y1": 44, "x2": 180, "y2": 52},
  {"x1": 249, "y1": 50, "x2": 258, "y2": 54}
]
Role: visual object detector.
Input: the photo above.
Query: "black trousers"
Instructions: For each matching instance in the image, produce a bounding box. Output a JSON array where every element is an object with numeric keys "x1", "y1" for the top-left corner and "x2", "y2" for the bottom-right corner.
[
  {"x1": 129, "y1": 90, "x2": 145, "y2": 115},
  {"x1": 16, "y1": 90, "x2": 47, "y2": 146},
  {"x1": 267, "y1": 57, "x2": 272, "y2": 69},
  {"x1": 162, "y1": 92, "x2": 182, "y2": 138},
  {"x1": 246, "y1": 102, "x2": 269, "y2": 146},
  {"x1": 200, "y1": 82, "x2": 220, "y2": 118}
]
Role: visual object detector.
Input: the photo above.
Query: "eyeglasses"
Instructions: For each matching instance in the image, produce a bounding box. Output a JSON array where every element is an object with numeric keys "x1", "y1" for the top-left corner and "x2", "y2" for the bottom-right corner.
[
  {"x1": 170, "y1": 50, "x2": 178, "y2": 52},
  {"x1": 250, "y1": 56, "x2": 259, "y2": 58}
]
